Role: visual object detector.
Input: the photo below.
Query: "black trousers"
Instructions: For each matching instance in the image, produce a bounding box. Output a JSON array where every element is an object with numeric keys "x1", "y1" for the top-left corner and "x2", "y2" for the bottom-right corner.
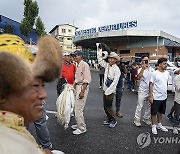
[
  {"x1": 103, "y1": 93, "x2": 116, "y2": 121},
  {"x1": 56, "y1": 78, "x2": 67, "y2": 96}
]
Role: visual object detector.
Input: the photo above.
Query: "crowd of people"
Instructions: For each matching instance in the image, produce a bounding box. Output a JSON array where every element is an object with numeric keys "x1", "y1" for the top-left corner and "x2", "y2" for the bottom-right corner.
[{"x1": 0, "y1": 34, "x2": 179, "y2": 153}]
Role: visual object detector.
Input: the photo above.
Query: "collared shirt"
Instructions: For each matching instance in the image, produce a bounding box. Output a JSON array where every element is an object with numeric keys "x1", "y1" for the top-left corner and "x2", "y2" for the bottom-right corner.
[
  {"x1": 0, "y1": 110, "x2": 44, "y2": 154},
  {"x1": 97, "y1": 49, "x2": 121, "y2": 95},
  {"x1": 75, "y1": 60, "x2": 91, "y2": 84}
]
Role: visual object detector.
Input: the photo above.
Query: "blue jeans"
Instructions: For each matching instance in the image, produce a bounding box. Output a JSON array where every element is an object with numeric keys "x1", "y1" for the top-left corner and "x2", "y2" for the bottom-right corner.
[
  {"x1": 115, "y1": 88, "x2": 123, "y2": 112},
  {"x1": 27, "y1": 104, "x2": 52, "y2": 150},
  {"x1": 34, "y1": 107, "x2": 52, "y2": 149},
  {"x1": 126, "y1": 76, "x2": 132, "y2": 89}
]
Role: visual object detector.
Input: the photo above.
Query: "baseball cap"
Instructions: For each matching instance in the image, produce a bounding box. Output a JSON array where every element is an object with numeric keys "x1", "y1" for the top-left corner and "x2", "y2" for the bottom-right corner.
[{"x1": 73, "y1": 50, "x2": 83, "y2": 56}]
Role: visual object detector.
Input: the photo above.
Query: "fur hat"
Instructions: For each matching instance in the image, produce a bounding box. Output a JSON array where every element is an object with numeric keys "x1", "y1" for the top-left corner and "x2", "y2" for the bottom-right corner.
[
  {"x1": 0, "y1": 34, "x2": 62, "y2": 96},
  {"x1": 108, "y1": 52, "x2": 120, "y2": 61}
]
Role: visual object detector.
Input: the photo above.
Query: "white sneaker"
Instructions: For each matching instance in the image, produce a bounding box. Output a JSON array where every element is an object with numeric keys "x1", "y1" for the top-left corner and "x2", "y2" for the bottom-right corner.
[
  {"x1": 99, "y1": 86, "x2": 102, "y2": 89},
  {"x1": 173, "y1": 127, "x2": 178, "y2": 135},
  {"x1": 152, "y1": 125, "x2": 157, "y2": 134},
  {"x1": 71, "y1": 125, "x2": 78, "y2": 130},
  {"x1": 133, "y1": 119, "x2": 141, "y2": 127},
  {"x1": 143, "y1": 119, "x2": 151, "y2": 125},
  {"x1": 157, "y1": 123, "x2": 168, "y2": 132},
  {"x1": 51, "y1": 150, "x2": 65, "y2": 154},
  {"x1": 73, "y1": 129, "x2": 86, "y2": 135}
]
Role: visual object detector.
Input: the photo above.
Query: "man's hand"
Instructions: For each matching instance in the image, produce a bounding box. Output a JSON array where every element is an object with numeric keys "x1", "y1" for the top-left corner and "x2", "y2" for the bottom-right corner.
[
  {"x1": 141, "y1": 61, "x2": 147, "y2": 70},
  {"x1": 43, "y1": 148, "x2": 53, "y2": 154},
  {"x1": 79, "y1": 91, "x2": 84, "y2": 99}
]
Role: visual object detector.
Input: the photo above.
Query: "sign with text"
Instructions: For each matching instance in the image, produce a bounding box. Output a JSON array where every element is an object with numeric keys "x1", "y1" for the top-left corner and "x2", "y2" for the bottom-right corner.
[{"x1": 75, "y1": 20, "x2": 137, "y2": 37}]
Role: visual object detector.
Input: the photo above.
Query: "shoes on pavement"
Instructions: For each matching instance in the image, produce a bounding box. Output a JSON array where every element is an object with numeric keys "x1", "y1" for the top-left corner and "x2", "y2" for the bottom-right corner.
[
  {"x1": 133, "y1": 119, "x2": 141, "y2": 127},
  {"x1": 157, "y1": 123, "x2": 168, "y2": 132},
  {"x1": 131, "y1": 89, "x2": 135, "y2": 92},
  {"x1": 167, "y1": 114, "x2": 173, "y2": 121},
  {"x1": 51, "y1": 150, "x2": 65, "y2": 154},
  {"x1": 73, "y1": 128, "x2": 86, "y2": 135},
  {"x1": 99, "y1": 86, "x2": 102, "y2": 89},
  {"x1": 152, "y1": 124, "x2": 157, "y2": 135},
  {"x1": 173, "y1": 127, "x2": 178, "y2": 135},
  {"x1": 116, "y1": 111, "x2": 123, "y2": 118},
  {"x1": 71, "y1": 125, "x2": 78, "y2": 130},
  {"x1": 109, "y1": 120, "x2": 117, "y2": 128},
  {"x1": 143, "y1": 119, "x2": 151, "y2": 125},
  {"x1": 103, "y1": 119, "x2": 111, "y2": 125}
]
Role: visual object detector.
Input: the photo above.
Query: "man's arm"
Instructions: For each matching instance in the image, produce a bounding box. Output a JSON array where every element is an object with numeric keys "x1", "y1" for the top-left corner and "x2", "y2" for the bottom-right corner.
[
  {"x1": 96, "y1": 44, "x2": 107, "y2": 68},
  {"x1": 149, "y1": 82, "x2": 153, "y2": 104},
  {"x1": 137, "y1": 62, "x2": 146, "y2": 80}
]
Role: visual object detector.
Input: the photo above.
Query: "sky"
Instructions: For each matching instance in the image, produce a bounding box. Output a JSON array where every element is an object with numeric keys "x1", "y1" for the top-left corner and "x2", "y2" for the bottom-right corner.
[{"x1": 1, "y1": 0, "x2": 180, "y2": 38}]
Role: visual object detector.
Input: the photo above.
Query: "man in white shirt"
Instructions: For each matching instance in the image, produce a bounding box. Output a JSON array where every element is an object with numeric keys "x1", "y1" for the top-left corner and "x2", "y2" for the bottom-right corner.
[
  {"x1": 149, "y1": 58, "x2": 169, "y2": 134},
  {"x1": 167, "y1": 57, "x2": 180, "y2": 121},
  {"x1": 172, "y1": 74, "x2": 180, "y2": 134},
  {"x1": 134, "y1": 55, "x2": 154, "y2": 127},
  {"x1": 97, "y1": 43, "x2": 120, "y2": 128}
]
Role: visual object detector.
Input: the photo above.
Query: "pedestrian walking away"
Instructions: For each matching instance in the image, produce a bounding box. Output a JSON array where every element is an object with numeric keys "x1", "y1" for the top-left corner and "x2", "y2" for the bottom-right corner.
[{"x1": 98, "y1": 65, "x2": 105, "y2": 89}]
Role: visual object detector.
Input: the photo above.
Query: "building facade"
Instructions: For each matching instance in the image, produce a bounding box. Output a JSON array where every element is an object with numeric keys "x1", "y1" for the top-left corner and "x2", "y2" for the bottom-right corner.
[
  {"x1": 0, "y1": 15, "x2": 38, "y2": 44},
  {"x1": 49, "y1": 24, "x2": 77, "y2": 53},
  {"x1": 73, "y1": 29, "x2": 180, "y2": 61}
]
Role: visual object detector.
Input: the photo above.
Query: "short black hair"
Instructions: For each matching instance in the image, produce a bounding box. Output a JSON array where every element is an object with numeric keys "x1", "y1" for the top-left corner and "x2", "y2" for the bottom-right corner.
[
  {"x1": 157, "y1": 57, "x2": 167, "y2": 65},
  {"x1": 141, "y1": 55, "x2": 149, "y2": 61},
  {"x1": 175, "y1": 57, "x2": 180, "y2": 62}
]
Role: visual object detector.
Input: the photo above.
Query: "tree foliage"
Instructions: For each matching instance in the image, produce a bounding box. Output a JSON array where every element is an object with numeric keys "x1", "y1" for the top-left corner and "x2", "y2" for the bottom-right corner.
[
  {"x1": 20, "y1": 0, "x2": 46, "y2": 37},
  {"x1": 20, "y1": 18, "x2": 31, "y2": 37},
  {"x1": 3, "y1": 22, "x2": 14, "y2": 34},
  {"x1": 35, "y1": 16, "x2": 46, "y2": 36}
]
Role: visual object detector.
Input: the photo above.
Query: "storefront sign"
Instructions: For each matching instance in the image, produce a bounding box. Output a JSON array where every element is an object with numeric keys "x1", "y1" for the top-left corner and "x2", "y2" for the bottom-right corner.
[{"x1": 75, "y1": 20, "x2": 137, "y2": 37}]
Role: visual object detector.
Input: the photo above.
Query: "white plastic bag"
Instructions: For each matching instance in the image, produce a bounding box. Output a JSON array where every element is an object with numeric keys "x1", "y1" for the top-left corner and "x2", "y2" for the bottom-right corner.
[{"x1": 56, "y1": 84, "x2": 75, "y2": 129}]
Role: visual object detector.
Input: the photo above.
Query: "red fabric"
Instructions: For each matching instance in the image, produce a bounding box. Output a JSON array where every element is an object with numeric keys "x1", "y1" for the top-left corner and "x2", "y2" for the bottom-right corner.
[{"x1": 60, "y1": 62, "x2": 76, "y2": 84}]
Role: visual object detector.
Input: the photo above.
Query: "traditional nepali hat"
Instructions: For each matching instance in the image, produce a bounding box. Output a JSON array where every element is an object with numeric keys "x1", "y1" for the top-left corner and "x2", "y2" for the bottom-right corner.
[{"x1": 0, "y1": 34, "x2": 62, "y2": 96}]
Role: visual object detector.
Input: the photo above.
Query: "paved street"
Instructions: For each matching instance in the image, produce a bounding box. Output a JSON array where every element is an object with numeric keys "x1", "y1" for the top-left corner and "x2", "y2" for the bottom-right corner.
[{"x1": 30, "y1": 70, "x2": 180, "y2": 154}]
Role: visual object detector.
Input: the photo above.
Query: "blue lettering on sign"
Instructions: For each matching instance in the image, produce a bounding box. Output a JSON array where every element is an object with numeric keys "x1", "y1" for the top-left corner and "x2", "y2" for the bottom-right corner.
[{"x1": 75, "y1": 20, "x2": 138, "y2": 36}]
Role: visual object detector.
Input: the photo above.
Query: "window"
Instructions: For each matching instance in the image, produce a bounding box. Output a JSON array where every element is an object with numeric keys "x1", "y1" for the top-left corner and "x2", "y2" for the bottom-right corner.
[
  {"x1": 119, "y1": 50, "x2": 130, "y2": 54},
  {"x1": 68, "y1": 29, "x2": 71, "y2": 33},
  {"x1": 67, "y1": 38, "x2": 72, "y2": 40},
  {"x1": 62, "y1": 28, "x2": 66, "y2": 33}
]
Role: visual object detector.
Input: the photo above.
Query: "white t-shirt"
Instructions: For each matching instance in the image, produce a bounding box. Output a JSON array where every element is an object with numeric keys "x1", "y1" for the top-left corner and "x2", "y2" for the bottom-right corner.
[
  {"x1": 174, "y1": 74, "x2": 180, "y2": 104},
  {"x1": 150, "y1": 70, "x2": 169, "y2": 100},
  {"x1": 172, "y1": 68, "x2": 180, "y2": 92},
  {"x1": 138, "y1": 67, "x2": 154, "y2": 94}
]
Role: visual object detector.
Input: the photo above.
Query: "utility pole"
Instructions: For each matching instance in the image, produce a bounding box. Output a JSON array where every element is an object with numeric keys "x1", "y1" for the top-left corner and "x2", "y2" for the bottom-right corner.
[{"x1": 156, "y1": 36, "x2": 159, "y2": 60}]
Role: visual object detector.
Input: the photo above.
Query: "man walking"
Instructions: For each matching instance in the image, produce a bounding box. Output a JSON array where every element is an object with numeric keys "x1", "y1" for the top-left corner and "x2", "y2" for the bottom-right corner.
[
  {"x1": 134, "y1": 55, "x2": 153, "y2": 127},
  {"x1": 71, "y1": 50, "x2": 91, "y2": 135},
  {"x1": 149, "y1": 58, "x2": 169, "y2": 134}
]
